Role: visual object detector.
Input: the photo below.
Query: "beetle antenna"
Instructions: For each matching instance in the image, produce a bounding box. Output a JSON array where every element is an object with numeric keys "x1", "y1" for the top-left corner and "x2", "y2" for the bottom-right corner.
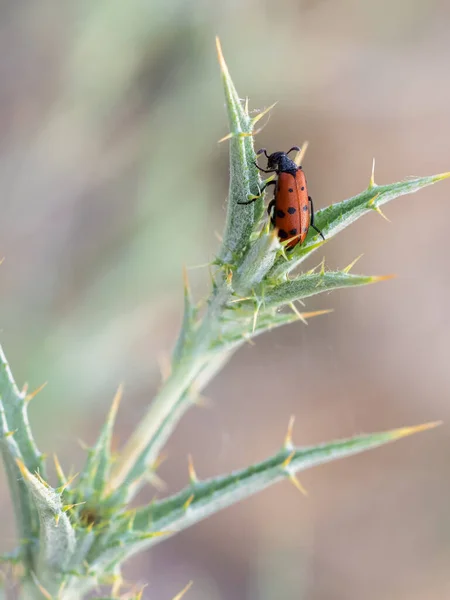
[
  {"x1": 293, "y1": 141, "x2": 309, "y2": 167},
  {"x1": 286, "y1": 146, "x2": 301, "y2": 156},
  {"x1": 256, "y1": 148, "x2": 269, "y2": 159}
]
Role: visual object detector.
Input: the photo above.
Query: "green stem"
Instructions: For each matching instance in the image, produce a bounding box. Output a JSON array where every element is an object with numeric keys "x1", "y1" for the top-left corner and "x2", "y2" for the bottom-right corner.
[{"x1": 107, "y1": 287, "x2": 231, "y2": 497}]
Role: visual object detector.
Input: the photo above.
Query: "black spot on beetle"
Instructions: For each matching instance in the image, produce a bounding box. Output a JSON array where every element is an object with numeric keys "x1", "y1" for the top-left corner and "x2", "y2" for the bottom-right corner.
[
  {"x1": 288, "y1": 188, "x2": 294, "y2": 193},
  {"x1": 289, "y1": 228, "x2": 298, "y2": 236},
  {"x1": 278, "y1": 229, "x2": 288, "y2": 239},
  {"x1": 287, "y1": 207, "x2": 296, "y2": 214},
  {"x1": 276, "y1": 209, "x2": 285, "y2": 218},
  {"x1": 301, "y1": 186, "x2": 305, "y2": 191},
  {"x1": 303, "y1": 227, "x2": 308, "y2": 233},
  {"x1": 302, "y1": 205, "x2": 308, "y2": 212}
]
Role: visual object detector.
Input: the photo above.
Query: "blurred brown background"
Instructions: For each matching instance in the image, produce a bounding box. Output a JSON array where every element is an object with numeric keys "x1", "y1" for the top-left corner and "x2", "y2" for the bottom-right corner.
[{"x1": 1, "y1": 0, "x2": 450, "y2": 598}]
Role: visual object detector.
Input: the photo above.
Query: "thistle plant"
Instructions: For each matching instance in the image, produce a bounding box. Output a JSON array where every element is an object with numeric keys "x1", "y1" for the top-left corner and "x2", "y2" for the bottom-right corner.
[{"x1": 0, "y1": 38, "x2": 447, "y2": 600}]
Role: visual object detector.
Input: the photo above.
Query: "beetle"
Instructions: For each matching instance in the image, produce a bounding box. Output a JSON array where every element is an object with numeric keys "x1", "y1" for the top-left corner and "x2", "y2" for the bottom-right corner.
[{"x1": 239, "y1": 146, "x2": 324, "y2": 249}]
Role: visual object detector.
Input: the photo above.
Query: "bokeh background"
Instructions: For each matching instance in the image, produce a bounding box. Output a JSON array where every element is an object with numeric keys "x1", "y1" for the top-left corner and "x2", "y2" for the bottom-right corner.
[{"x1": 1, "y1": 1, "x2": 450, "y2": 598}]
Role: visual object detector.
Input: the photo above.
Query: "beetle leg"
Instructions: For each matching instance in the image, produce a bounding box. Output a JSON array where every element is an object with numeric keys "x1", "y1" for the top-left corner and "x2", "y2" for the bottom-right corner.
[
  {"x1": 309, "y1": 196, "x2": 325, "y2": 240},
  {"x1": 237, "y1": 197, "x2": 258, "y2": 205},
  {"x1": 261, "y1": 179, "x2": 276, "y2": 193},
  {"x1": 267, "y1": 199, "x2": 276, "y2": 225},
  {"x1": 254, "y1": 161, "x2": 277, "y2": 173},
  {"x1": 237, "y1": 179, "x2": 275, "y2": 205}
]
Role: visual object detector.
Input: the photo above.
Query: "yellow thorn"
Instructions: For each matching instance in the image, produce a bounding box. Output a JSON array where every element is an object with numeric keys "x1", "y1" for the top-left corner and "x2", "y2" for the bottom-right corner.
[
  {"x1": 374, "y1": 205, "x2": 391, "y2": 222},
  {"x1": 319, "y1": 256, "x2": 326, "y2": 276},
  {"x1": 268, "y1": 227, "x2": 279, "y2": 243},
  {"x1": 182, "y1": 265, "x2": 191, "y2": 295},
  {"x1": 369, "y1": 158, "x2": 376, "y2": 188},
  {"x1": 370, "y1": 273, "x2": 397, "y2": 284},
  {"x1": 111, "y1": 573, "x2": 123, "y2": 596},
  {"x1": 226, "y1": 270, "x2": 233, "y2": 286},
  {"x1": 282, "y1": 450, "x2": 295, "y2": 469},
  {"x1": 280, "y1": 232, "x2": 302, "y2": 248},
  {"x1": 55, "y1": 513, "x2": 60, "y2": 526},
  {"x1": 134, "y1": 585, "x2": 148, "y2": 600},
  {"x1": 4, "y1": 429, "x2": 16, "y2": 438},
  {"x1": 77, "y1": 438, "x2": 89, "y2": 451},
  {"x1": 293, "y1": 141, "x2": 309, "y2": 167},
  {"x1": 58, "y1": 471, "x2": 79, "y2": 493},
  {"x1": 187, "y1": 454, "x2": 198, "y2": 483},
  {"x1": 216, "y1": 36, "x2": 229, "y2": 76},
  {"x1": 30, "y1": 572, "x2": 52, "y2": 599},
  {"x1": 389, "y1": 420, "x2": 442, "y2": 440},
  {"x1": 367, "y1": 192, "x2": 380, "y2": 206},
  {"x1": 58, "y1": 580, "x2": 67, "y2": 597},
  {"x1": 289, "y1": 474, "x2": 308, "y2": 496},
  {"x1": 21, "y1": 382, "x2": 28, "y2": 396},
  {"x1": 368, "y1": 192, "x2": 390, "y2": 222},
  {"x1": 172, "y1": 581, "x2": 194, "y2": 600},
  {"x1": 183, "y1": 494, "x2": 195, "y2": 511},
  {"x1": 109, "y1": 383, "x2": 124, "y2": 423},
  {"x1": 432, "y1": 171, "x2": 450, "y2": 182},
  {"x1": 281, "y1": 452, "x2": 308, "y2": 495},
  {"x1": 289, "y1": 302, "x2": 307, "y2": 325},
  {"x1": 217, "y1": 131, "x2": 250, "y2": 144},
  {"x1": 213, "y1": 230, "x2": 223, "y2": 243},
  {"x1": 25, "y1": 382, "x2": 48, "y2": 403},
  {"x1": 297, "y1": 308, "x2": 334, "y2": 320},
  {"x1": 284, "y1": 415, "x2": 295, "y2": 449},
  {"x1": 0, "y1": 257, "x2": 4, "y2": 266},
  {"x1": 86, "y1": 521, "x2": 94, "y2": 533},
  {"x1": 244, "y1": 96, "x2": 249, "y2": 115},
  {"x1": 63, "y1": 502, "x2": 85, "y2": 512},
  {"x1": 34, "y1": 471, "x2": 50, "y2": 488},
  {"x1": 343, "y1": 254, "x2": 364, "y2": 274},
  {"x1": 151, "y1": 452, "x2": 168, "y2": 472},
  {"x1": 53, "y1": 454, "x2": 66, "y2": 484},
  {"x1": 278, "y1": 243, "x2": 290, "y2": 262},
  {"x1": 229, "y1": 296, "x2": 253, "y2": 304},
  {"x1": 252, "y1": 301, "x2": 262, "y2": 333},
  {"x1": 252, "y1": 102, "x2": 278, "y2": 126},
  {"x1": 15, "y1": 459, "x2": 29, "y2": 479}
]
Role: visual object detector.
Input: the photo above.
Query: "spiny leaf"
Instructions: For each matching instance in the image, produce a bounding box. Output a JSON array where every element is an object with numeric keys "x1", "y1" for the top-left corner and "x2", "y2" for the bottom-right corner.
[
  {"x1": 258, "y1": 271, "x2": 394, "y2": 309},
  {"x1": 270, "y1": 171, "x2": 450, "y2": 278},
  {"x1": 106, "y1": 350, "x2": 235, "y2": 506},
  {"x1": 216, "y1": 308, "x2": 333, "y2": 352},
  {"x1": 16, "y1": 459, "x2": 75, "y2": 585},
  {"x1": 0, "y1": 394, "x2": 38, "y2": 569},
  {"x1": 0, "y1": 343, "x2": 45, "y2": 475},
  {"x1": 215, "y1": 37, "x2": 262, "y2": 261},
  {"x1": 128, "y1": 422, "x2": 439, "y2": 550},
  {"x1": 172, "y1": 267, "x2": 196, "y2": 365},
  {"x1": 78, "y1": 385, "x2": 123, "y2": 498},
  {"x1": 233, "y1": 230, "x2": 280, "y2": 295}
]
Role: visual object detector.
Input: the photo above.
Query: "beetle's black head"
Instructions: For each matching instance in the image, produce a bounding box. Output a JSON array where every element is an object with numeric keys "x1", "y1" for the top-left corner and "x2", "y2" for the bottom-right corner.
[{"x1": 257, "y1": 148, "x2": 299, "y2": 174}]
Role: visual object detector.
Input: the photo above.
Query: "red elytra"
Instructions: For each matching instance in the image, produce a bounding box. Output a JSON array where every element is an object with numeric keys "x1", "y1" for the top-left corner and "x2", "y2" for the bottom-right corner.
[{"x1": 239, "y1": 146, "x2": 324, "y2": 249}]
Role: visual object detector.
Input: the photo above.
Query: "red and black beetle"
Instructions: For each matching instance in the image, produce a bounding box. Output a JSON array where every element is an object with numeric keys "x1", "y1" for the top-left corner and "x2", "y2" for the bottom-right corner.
[{"x1": 240, "y1": 146, "x2": 324, "y2": 249}]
